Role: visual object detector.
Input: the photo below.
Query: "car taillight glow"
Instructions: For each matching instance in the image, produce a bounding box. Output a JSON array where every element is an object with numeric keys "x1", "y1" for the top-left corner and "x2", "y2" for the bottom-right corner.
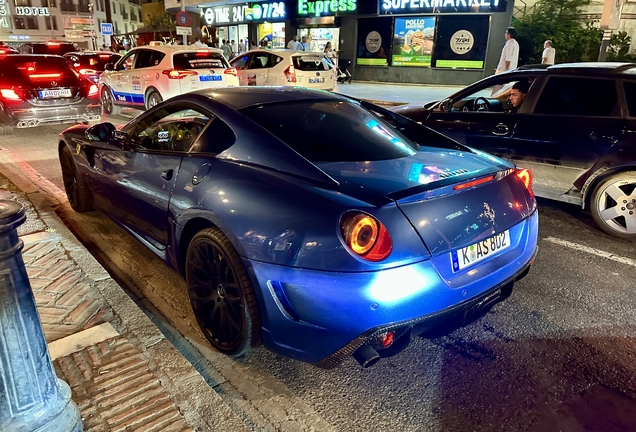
[
  {"x1": 29, "y1": 73, "x2": 61, "y2": 79},
  {"x1": 162, "y1": 69, "x2": 198, "y2": 79},
  {"x1": 224, "y1": 67, "x2": 237, "y2": 76},
  {"x1": 0, "y1": 89, "x2": 22, "y2": 101},
  {"x1": 341, "y1": 212, "x2": 392, "y2": 262},
  {"x1": 87, "y1": 84, "x2": 98, "y2": 97},
  {"x1": 79, "y1": 68, "x2": 98, "y2": 75},
  {"x1": 47, "y1": 41, "x2": 60, "y2": 45},
  {"x1": 99, "y1": 54, "x2": 111, "y2": 59},
  {"x1": 516, "y1": 168, "x2": 534, "y2": 196},
  {"x1": 453, "y1": 175, "x2": 495, "y2": 191},
  {"x1": 284, "y1": 65, "x2": 296, "y2": 83}
]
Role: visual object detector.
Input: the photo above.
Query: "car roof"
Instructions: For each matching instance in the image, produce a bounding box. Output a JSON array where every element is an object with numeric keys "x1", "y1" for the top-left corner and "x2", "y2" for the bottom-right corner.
[
  {"x1": 247, "y1": 49, "x2": 325, "y2": 57},
  {"x1": 131, "y1": 45, "x2": 224, "y2": 55},
  {"x1": 510, "y1": 61, "x2": 636, "y2": 77},
  {"x1": 191, "y1": 86, "x2": 350, "y2": 110},
  {"x1": 65, "y1": 51, "x2": 119, "y2": 56}
]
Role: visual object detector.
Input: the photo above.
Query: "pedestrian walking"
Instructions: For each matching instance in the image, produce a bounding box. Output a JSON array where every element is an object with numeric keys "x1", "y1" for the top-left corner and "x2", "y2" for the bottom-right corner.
[
  {"x1": 324, "y1": 41, "x2": 335, "y2": 59},
  {"x1": 238, "y1": 38, "x2": 246, "y2": 54},
  {"x1": 221, "y1": 39, "x2": 232, "y2": 59},
  {"x1": 230, "y1": 39, "x2": 237, "y2": 56},
  {"x1": 250, "y1": 40, "x2": 257, "y2": 50},
  {"x1": 495, "y1": 27, "x2": 519, "y2": 74},
  {"x1": 299, "y1": 36, "x2": 309, "y2": 52},
  {"x1": 287, "y1": 35, "x2": 299, "y2": 50},
  {"x1": 542, "y1": 40, "x2": 555, "y2": 65}
]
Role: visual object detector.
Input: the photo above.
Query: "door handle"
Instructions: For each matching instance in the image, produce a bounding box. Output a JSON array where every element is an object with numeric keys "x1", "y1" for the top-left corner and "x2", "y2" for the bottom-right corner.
[
  {"x1": 161, "y1": 169, "x2": 173, "y2": 181},
  {"x1": 492, "y1": 123, "x2": 510, "y2": 136}
]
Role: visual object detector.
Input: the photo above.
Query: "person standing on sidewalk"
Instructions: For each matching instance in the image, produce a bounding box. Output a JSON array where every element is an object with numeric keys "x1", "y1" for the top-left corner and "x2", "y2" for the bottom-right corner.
[
  {"x1": 287, "y1": 35, "x2": 299, "y2": 50},
  {"x1": 542, "y1": 40, "x2": 556, "y2": 65},
  {"x1": 496, "y1": 27, "x2": 519, "y2": 74},
  {"x1": 221, "y1": 39, "x2": 232, "y2": 59}
]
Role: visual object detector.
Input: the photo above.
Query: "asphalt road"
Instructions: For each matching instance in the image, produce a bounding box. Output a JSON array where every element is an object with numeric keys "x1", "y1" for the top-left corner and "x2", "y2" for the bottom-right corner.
[{"x1": 1, "y1": 116, "x2": 636, "y2": 432}]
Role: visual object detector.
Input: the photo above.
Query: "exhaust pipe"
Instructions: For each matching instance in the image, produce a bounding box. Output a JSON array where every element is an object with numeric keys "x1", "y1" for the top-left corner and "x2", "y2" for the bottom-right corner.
[
  {"x1": 353, "y1": 345, "x2": 380, "y2": 368},
  {"x1": 27, "y1": 120, "x2": 37, "y2": 127},
  {"x1": 16, "y1": 121, "x2": 28, "y2": 128}
]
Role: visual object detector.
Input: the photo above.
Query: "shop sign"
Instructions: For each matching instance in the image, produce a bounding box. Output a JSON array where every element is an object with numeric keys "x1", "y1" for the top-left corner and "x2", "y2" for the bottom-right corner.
[
  {"x1": 380, "y1": 0, "x2": 507, "y2": 13},
  {"x1": 246, "y1": 2, "x2": 286, "y2": 20},
  {"x1": 0, "y1": 0, "x2": 9, "y2": 28},
  {"x1": 432, "y1": 15, "x2": 489, "y2": 69},
  {"x1": 391, "y1": 17, "x2": 436, "y2": 67},
  {"x1": 15, "y1": 6, "x2": 50, "y2": 16},
  {"x1": 298, "y1": 0, "x2": 357, "y2": 17},
  {"x1": 202, "y1": 3, "x2": 248, "y2": 25}
]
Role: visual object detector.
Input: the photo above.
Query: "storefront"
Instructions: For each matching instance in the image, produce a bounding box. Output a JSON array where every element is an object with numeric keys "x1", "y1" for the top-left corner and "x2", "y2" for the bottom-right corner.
[
  {"x1": 199, "y1": 2, "x2": 287, "y2": 49},
  {"x1": 345, "y1": 0, "x2": 514, "y2": 85}
]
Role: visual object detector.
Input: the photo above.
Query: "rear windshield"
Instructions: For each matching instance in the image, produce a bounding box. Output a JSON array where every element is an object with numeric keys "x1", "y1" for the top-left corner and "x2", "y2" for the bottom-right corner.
[
  {"x1": 173, "y1": 52, "x2": 229, "y2": 69},
  {"x1": 0, "y1": 55, "x2": 77, "y2": 82},
  {"x1": 21, "y1": 43, "x2": 76, "y2": 55},
  {"x1": 293, "y1": 55, "x2": 328, "y2": 71},
  {"x1": 242, "y1": 101, "x2": 419, "y2": 163},
  {"x1": 65, "y1": 53, "x2": 120, "y2": 70}
]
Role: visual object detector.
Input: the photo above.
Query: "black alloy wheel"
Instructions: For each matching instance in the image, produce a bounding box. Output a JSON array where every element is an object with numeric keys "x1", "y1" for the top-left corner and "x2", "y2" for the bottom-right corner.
[
  {"x1": 101, "y1": 87, "x2": 121, "y2": 115},
  {"x1": 60, "y1": 146, "x2": 92, "y2": 212},
  {"x1": 185, "y1": 228, "x2": 261, "y2": 355}
]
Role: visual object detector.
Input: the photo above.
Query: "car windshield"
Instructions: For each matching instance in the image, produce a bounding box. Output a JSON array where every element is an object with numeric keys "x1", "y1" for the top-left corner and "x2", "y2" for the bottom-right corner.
[
  {"x1": 242, "y1": 100, "x2": 419, "y2": 163},
  {"x1": 173, "y1": 52, "x2": 229, "y2": 69},
  {"x1": 292, "y1": 55, "x2": 328, "y2": 71},
  {"x1": 66, "y1": 53, "x2": 120, "y2": 70}
]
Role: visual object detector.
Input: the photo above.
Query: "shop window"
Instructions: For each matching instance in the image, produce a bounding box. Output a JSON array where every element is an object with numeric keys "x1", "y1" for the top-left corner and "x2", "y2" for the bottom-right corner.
[
  {"x1": 78, "y1": 0, "x2": 90, "y2": 12},
  {"x1": 534, "y1": 77, "x2": 619, "y2": 117},
  {"x1": 60, "y1": 0, "x2": 74, "y2": 12},
  {"x1": 26, "y1": 16, "x2": 38, "y2": 29},
  {"x1": 42, "y1": 0, "x2": 56, "y2": 6}
]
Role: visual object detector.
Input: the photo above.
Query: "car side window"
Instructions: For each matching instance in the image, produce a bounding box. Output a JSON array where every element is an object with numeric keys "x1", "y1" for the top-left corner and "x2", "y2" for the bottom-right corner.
[
  {"x1": 134, "y1": 50, "x2": 154, "y2": 69},
  {"x1": 190, "y1": 118, "x2": 236, "y2": 154},
  {"x1": 534, "y1": 77, "x2": 619, "y2": 117},
  {"x1": 623, "y1": 82, "x2": 636, "y2": 117},
  {"x1": 248, "y1": 54, "x2": 271, "y2": 69},
  {"x1": 150, "y1": 51, "x2": 165, "y2": 66},
  {"x1": 449, "y1": 78, "x2": 535, "y2": 113},
  {"x1": 118, "y1": 52, "x2": 136, "y2": 71},
  {"x1": 128, "y1": 106, "x2": 212, "y2": 152},
  {"x1": 231, "y1": 54, "x2": 249, "y2": 70}
]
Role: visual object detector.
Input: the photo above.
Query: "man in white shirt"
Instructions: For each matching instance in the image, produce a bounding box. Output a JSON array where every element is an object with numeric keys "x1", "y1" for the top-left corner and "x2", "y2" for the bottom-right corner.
[
  {"x1": 193, "y1": 37, "x2": 204, "y2": 48},
  {"x1": 287, "y1": 35, "x2": 299, "y2": 50},
  {"x1": 496, "y1": 27, "x2": 520, "y2": 74},
  {"x1": 542, "y1": 40, "x2": 555, "y2": 65}
]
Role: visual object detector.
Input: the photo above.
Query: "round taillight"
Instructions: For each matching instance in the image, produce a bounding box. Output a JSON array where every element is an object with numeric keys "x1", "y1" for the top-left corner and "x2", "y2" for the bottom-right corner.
[{"x1": 341, "y1": 212, "x2": 392, "y2": 262}]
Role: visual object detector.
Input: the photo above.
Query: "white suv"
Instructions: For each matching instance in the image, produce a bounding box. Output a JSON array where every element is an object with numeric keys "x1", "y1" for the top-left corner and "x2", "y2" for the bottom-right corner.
[
  {"x1": 229, "y1": 49, "x2": 338, "y2": 91},
  {"x1": 99, "y1": 45, "x2": 239, "y2": 114}
]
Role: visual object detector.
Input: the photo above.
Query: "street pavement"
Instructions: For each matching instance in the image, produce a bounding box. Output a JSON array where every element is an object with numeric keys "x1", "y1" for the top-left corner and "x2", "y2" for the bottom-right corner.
[
  {"x1": 336, "y1": 81, "x2": 464, "y2": 105},
  {"x1": 0, "y1": 82, "x2": 635, "y2": 432}
]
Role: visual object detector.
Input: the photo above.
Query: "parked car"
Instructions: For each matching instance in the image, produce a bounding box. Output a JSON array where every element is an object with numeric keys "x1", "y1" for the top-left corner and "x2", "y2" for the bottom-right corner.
[
  {"x1": 19, "y1": 41, "x2": 77, "y2": 55},
  {"x1": 64, "y1": 51, "x2": 122, "y2": 84},
  {"x1": 99, "y1": 45, "x2": 239, "y2": 114},
  {"x1": 229, "y1": 49, "x2": 338, "y2": 91},
  {"x1": 58, "y1": 87, "x2": 538, "y2": 367},
  {"x1": 393, "y1": 62, "x2": 636, "y2": 240},
  {"x1": 0, "y1": 54, "x2": 100, "y2": 132}
]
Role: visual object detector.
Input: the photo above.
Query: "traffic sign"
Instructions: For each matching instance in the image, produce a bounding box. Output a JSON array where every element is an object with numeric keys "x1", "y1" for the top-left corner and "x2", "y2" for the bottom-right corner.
[
  {"x1": 176, "y1": 26, "x2": 192, "y2": 36},
  {"x1": 101, "y1": 22, "x2": 113, "y2": 35},
  {"x1": 176, "y1": 11, "x2": 191, "y2": 27}
]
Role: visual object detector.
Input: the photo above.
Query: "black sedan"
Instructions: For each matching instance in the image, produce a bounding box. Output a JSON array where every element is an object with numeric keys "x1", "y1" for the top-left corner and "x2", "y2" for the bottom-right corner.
[
  {"x1": 0, "y1": 54, "x2": 101, "y2": 132},
  {"x1": 64, "y1": 51, "x2": 121, "y2": 84},
  {"x1": 393, "y1": 62, "x2": 636, "y2": 240}
]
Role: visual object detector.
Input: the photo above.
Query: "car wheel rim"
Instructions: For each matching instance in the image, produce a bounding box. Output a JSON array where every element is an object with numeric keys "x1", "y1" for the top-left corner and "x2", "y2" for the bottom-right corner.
[
  {"x1": 60, "y1": 150, "x2": 79, "y2": 207},
  {"x1": 101, "y1": 90, "x2": 112, "y2": 113},
  {"x1": 596, "y1": 179, "x2": 636, "y2": 234},
  {"x1": 188, "y1": 241, "x2": 244, "y2": 350},
  {"x1": 149, "y1": 95, "x2": 158, "y2": 107}
]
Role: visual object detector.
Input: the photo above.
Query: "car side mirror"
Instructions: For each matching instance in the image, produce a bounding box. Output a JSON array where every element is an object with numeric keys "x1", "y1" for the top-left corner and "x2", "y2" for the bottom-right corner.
[
  {"x1": 104, "y1": 62, "x2": 114, "y2": 71},
  {"x1": 86, "y1": 122, "x2": 116, "y2": 142},
  {"x1": 439, "y1": 98, "x2": 451, "y2": 112}
]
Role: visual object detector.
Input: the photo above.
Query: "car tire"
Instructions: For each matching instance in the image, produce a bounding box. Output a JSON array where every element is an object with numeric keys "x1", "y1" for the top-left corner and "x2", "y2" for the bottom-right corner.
[
  {"x1": 101, "y1": 87, "x2": 121, "y2": 116},
  {"x1": 590, "y1": 172, "x2": 636, "y2": 240},
  {"x1": 59, "y1": 145, "x2": 93, "y2": 213},
  {"x1": 185, "y1": 227, "x2": 261, "y2": 356},
  {"x1": 145, "y1": 91, "x2": 162, "y2": 110},
  {"x1": 0, "y1": 125, "x2": 14, "y2": 135}
]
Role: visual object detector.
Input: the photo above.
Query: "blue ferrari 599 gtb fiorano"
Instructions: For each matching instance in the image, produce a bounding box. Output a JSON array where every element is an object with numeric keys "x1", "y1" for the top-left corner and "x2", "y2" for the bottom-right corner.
[{"x1": 58, "y1": 87, "x2": 538, "y2": 368}]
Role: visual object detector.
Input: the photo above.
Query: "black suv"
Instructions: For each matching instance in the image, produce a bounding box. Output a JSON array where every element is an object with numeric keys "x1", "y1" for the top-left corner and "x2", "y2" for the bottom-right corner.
[
  {"x1": 394, "y1": 62, "x2": 636, "y2": 240},
  {"x1": 19, "y1": 41, "x2": 77, "y2": 55}
]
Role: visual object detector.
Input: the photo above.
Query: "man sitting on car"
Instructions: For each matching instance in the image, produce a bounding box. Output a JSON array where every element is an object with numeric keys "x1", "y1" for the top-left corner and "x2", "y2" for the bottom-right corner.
[{"x1": 508, "y1": 80, "x2": 531, "y2": 112}]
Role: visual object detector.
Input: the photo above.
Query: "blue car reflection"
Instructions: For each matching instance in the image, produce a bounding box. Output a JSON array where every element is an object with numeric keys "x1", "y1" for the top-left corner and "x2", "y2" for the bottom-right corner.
[{"x1": 58, "y1": 87, "x2": 538, "y2": 368}]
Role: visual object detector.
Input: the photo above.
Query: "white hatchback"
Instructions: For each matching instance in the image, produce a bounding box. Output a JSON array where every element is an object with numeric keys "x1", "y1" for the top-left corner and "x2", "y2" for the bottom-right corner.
[
  {"x1": 99, "y1": 45, "x2": 239, "y2": 114},
  {"x1": 229, "y1": 49, "x2": 338, "y2": 91}
]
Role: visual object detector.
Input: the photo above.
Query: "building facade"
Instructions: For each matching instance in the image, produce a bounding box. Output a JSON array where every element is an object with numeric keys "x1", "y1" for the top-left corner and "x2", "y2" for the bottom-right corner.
[{"x1": 164, "y1": 0, "x2": 515, "y2": 85}]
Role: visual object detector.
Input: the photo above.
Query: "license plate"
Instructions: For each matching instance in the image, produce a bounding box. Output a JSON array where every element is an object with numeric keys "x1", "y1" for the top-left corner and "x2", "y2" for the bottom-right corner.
[
  {"x1": 309, "y1": 77, "x2": 325, "y2": 84},
  {"x1": 199, "y1": 75, "x2": 222, "y2": 82},
  {"x1": 450, "y1": 230, "x2": 511, "y2": 272},
  {"x1": 39, "y1": 88, "x2": 72, "y2": 98}
]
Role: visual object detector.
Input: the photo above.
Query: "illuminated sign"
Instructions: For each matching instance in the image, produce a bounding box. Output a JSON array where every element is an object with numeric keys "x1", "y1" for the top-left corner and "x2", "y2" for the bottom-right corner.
[
  {"x1": 15, "y1": 6, "x2": 50, "y2": 16},
  {"x1": 202, "y1": 4, "x2": 248, "y2": 25},
  {"x1": 380, "y1": 0, "x2": 506, "y2": 13},
  {"x1": 246, "y1": 2, "x2": 286, "y2": 20},
  {"x1": 0, "y1": 0, "x2": 8, "y2": 28},
  {"x1": 298, "y1": 0, "x2": 357, "y2": 17}
]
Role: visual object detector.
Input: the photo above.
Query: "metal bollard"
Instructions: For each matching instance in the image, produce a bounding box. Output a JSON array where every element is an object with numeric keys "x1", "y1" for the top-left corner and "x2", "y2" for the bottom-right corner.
[{"x1": 0, "y1": 200, "x2": 82, "y2": 432}]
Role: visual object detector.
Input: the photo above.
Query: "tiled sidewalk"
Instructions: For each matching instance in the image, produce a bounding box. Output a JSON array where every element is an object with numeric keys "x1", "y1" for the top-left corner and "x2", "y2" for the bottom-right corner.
[{"x1": 0, "y1": 172, "x2": 249, "y2": 431}]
